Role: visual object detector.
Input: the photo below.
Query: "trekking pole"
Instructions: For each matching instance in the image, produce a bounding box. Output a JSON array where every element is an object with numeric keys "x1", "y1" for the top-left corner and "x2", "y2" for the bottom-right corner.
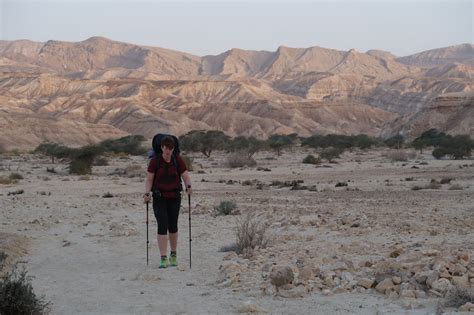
[
  {"x1": 188, "y1": 194, "x2": 192, "y2": 269},
  {"x1": 146, "y1": 201, "x2": 149, "y2": 265}
]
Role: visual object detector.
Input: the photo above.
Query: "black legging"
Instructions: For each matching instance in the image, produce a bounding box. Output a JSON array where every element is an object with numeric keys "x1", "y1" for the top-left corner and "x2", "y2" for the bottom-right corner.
[{"x1": 152, "y1": 196, "x2": 181, "y2": 235}]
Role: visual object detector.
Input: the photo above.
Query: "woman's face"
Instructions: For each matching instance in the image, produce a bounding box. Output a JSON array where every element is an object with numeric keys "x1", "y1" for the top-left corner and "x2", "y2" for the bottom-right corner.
[{"x1": 161, "y1": 145, "x2": 174, "y2": 160}]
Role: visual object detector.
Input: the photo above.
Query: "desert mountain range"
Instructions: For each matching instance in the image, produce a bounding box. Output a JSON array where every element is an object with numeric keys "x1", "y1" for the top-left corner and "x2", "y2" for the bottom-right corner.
[{"x1": 0, "y1": 37, "x2": 472, "y2": 149}]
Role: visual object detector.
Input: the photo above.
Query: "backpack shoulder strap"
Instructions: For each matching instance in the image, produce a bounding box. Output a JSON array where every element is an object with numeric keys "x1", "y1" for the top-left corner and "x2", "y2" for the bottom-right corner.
[{"x1": 152, "y1": 156, "x2": 161, "y2": 191}]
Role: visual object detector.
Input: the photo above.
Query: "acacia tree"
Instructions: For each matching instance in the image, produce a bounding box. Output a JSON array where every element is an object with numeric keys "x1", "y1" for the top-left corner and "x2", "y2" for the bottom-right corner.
[
  {"x1": 229, "y1": 136, "x2": 266, "y2": 158},
  {"x1": 180, "y1": 130, "x2": 230, "y2": 157},
  {"x1": 267, "y1": 134, "x2": 294, "y2": 156},
  {"x1": 34, "y1": 143, "x2": 71, "y2": 164},
  {"x1": 432, "y1": 135, "x2": 472, "y2": 160}
]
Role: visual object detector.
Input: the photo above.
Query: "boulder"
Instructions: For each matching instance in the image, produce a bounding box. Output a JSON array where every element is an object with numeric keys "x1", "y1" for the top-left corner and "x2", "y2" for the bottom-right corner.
[{"x1": 270, "y1": 266, "x2": 294, "y2": 287}]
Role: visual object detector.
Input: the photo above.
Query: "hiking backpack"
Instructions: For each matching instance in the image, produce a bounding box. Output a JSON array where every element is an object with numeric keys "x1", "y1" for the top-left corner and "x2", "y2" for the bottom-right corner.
[{"x1": 149, "y1": 133, "x2": 183, "y2": 192}]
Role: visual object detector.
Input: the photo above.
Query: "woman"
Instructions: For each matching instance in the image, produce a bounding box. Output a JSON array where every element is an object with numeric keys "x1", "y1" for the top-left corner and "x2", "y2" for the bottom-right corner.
[{"x1": 143, "y1": 136, "x2": 192, "y2": 268}]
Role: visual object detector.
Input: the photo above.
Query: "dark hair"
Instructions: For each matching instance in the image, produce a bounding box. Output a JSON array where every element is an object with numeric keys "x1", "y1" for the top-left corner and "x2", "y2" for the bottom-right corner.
[{"x1": 160, "y1": 136, "x2": 175, "y2": 149}]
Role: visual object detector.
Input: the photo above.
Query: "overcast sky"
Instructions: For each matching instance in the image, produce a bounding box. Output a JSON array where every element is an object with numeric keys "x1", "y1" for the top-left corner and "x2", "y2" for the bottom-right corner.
[{"x1": 1, "y1": 0, "x2": 472, "y2": 57}]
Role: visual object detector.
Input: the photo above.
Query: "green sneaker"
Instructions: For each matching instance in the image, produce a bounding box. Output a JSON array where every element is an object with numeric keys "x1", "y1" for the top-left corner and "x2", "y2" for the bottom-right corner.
[
  {"x1": 159, "y1": 257, "x2": 169, "y2": 269},
  {"x1": 170, "y1": 254, "x2": 178, "y2": 267},
  {"x1": 169, "y1": 254, "x2": 178, "y2": 267}
]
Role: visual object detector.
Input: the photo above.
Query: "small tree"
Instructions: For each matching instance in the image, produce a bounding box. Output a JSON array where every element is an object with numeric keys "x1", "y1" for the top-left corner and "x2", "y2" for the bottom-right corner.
[
  {"x1": 180, "y1": 130, "x2": 230, "y2": 158},
  {"x1": 267, "y1": 134, "x2": 294, "y2": 156},
  {"x1": 353, "y1": 134, "x2": 377, "y2": 150},
  {"x1": 99, "y1": 135, "x2": 146, "y2": 155},
  {"x1": 320, "y1": 147, "x2": 343, "y2": 162},
  {"x1": 34, "y1": 143, "x2": 71, "y2": 164},
  {"x1": 229, "y1": 136, "x2": 266, "y2": 159},
  {"x1": 434, "y1": 135, "x2": 473, "y2": 159},
  {"x1": 385, "y1": 134, "x2": 405, "y2": 149}
]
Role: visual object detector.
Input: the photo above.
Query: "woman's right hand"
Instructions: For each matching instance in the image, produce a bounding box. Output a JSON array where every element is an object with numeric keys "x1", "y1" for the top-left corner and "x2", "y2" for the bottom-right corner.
[{"x1": 143, "y1": 193, "x2": 151, "y2": 203}]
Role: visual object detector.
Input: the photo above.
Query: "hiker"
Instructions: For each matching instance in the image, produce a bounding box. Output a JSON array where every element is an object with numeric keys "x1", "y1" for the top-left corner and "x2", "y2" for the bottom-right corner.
[{"x1": 143, "y1": 135, "x2": 192, "y2": 268}]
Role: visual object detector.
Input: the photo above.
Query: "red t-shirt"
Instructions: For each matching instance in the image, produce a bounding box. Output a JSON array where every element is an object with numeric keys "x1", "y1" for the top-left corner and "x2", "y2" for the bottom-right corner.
[{"x1": 148, "y1": 155, "x2": 187, "y2": 198}]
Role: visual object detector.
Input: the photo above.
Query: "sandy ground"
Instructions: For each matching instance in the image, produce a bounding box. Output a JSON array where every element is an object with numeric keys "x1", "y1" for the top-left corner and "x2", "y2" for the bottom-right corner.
[{"x1": 1, "y1": 148, "x2": 473, "y2": 314}]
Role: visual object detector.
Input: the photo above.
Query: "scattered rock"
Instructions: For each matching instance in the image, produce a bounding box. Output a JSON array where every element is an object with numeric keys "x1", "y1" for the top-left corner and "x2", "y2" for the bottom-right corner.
[
  {"x1": 357, "y1": 278, "x2": 375, "y2": 289},
  {"x1": 459, "y1": 302, "x2": 474, "y2": 312},
  {"x1": 236, "y1": 301, "x2": 268, "y2": 313},
  {"x1": 298, "y1": 267, "x2": 314, "y2": 281},
  {"x1": 375, "y1": 278, "x2": 395, "y2": 294},
  {"x1": 270, "y1": 266, "x2": 294, "y2": 287}
]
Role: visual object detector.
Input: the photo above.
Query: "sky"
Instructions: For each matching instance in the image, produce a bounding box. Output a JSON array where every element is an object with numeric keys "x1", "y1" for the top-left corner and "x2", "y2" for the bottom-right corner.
[{"x1": 1, "y1": 0, "x2": 472, "y2": 57}]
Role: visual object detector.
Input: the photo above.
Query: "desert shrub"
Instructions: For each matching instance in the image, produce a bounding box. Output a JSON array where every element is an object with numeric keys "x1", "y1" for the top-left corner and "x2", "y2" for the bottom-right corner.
[
  {"x1": 0, "y1": 266, "x2": 50, "y2": 314},
  {"x1": 449, "y1": 184, "x2": 463, "y2": 190},
  {"x1": 214, "y1": 200, "x2": 237, "y2": 216},
  {"x1": 69, "y1": 159, "x2": 92, "y2": 175},
  {"x1": 218, "y1": 243, "x2": 239, "y2": 253},
  {"x1": 9, "y1": 173, "x2": 23, "y2": 180},
  {"x1": 440, "y1": 177, "x2": 453, "y2": 184},
  {"x1": 432, "y1": 148, "x2": 446, "y2": 160},
  {"x1": 102, "y1": 192, "x2": 114, "y2": 198},
  {"x1": 0, "y1": 176, "x2": 14, "y2": 185},
  {"x1": 386, "y1": 150, "x2": 408, "y2": 162},
  {"x1": 124, "y1": 164, "x2": 143, "y2": 178},
  {"x1": 226, "y1": 153, "x2": 256, "y2": 168},
  {"x1": 235, "y1": 212, "x2": 268, "y2": 255},
  {"x1": 444, "y1": 287, "x2": 474, "y2": 308},
  {"x1": 320, "y1": 147, "x2": 343, "y2": 162},
  {"x1": 69, "y1": 145, "x2": 103, "y2": 175},
  {"x1": 427, "y1": 180, "x2": 441, "y2": 189},
  {"x1": 93, "y1": 157, "x2": 109, "y2": 166},
  {"x1": 7, "y1": 189, "x2": 24, "y2": 196},
  {"x1": 302, "y1": 154, "x2": 321, "y2": 165},
  {"x1": 181, "y1": 155, "x2": 194, "y2": 171}
]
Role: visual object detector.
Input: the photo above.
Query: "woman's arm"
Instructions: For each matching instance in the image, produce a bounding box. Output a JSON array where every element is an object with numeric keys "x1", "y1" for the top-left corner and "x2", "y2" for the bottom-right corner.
[
  {"x1": 181, "y1": 170, "x2": 192, "y2": 195},
  {"x1": 143, "y1": 172, "x2": 154, "y2": 202}
]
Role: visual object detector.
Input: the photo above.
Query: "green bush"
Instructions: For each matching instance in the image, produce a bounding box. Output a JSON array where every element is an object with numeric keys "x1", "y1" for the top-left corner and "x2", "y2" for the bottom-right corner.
[
  {"x1": 214, "y1": 200, "x2": 237, "y2": 216},
  {"x1": 69, "y1": 145, "x2": 103, "y2": 175},
  {"x1": 0, "y1": 266, "x2": 50, "y2": 314},
  {"x1": 432, "y1": 147, "x2": 446, "y2": 159},
  {"x1": 302, "y1": 154, "x2": 321, "y2": 165},
  {"x1": 69, "y1": 159, "x2": 92, "y2": 175}
]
